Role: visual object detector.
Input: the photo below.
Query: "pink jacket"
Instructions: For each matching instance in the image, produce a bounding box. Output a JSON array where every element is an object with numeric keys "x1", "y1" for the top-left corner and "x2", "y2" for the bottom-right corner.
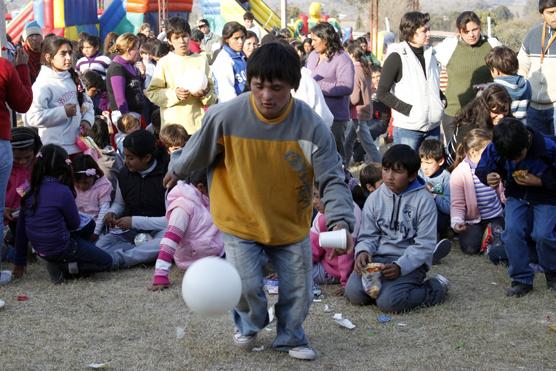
[
  {"x1": 75, "y1": 176, "x2": 113, "y2": 217},
  {"x1": 166, "y1": 181, "x2": 224, "y2": 270},
  {"x1": 4, "y1": 163, "x2": 32, "y2": 223},
  {"x1": 310, "y1": 203, "x2": 361, "y2": 286},
  {"x1": 450, "y1": 158, "x2": 505, "y2": 228}
]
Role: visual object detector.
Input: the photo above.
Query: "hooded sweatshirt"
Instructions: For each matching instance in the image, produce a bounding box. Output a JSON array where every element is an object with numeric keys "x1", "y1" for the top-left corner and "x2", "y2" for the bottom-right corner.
[
  {"x1": 25, "y1": 66, "x2": 94, "y2": 155},
  {"x1": 210, "y1": 45, "x2": 247, "y2": 102},
  {"x1": 152, "y1": 181, "x2": 224, "y2": 285},
  {"x1": 492, "y1": 75, "x2": 532, "y2": 120},
  {"x1": 355, "y1": 178, "x2": 437, "y2": 275}
]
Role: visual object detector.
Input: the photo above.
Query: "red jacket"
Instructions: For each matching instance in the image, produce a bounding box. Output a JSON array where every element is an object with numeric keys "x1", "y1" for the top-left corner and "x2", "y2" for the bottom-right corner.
[{"x1": 0, "y1": 58, "x2": 33, "y2": 140}]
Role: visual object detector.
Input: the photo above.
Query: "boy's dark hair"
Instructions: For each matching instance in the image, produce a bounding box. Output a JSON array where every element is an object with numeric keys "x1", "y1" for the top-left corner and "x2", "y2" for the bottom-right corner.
[
  {"x1": 243, "y1": 11, "x2": 255, "y2": 21},
  {"x1": 11, "y1": 127, "x2": 42, "y2": 153},
  {"x1": 152, "y1": 40, "x2": 170, "y2": 58},
  {"x1": 24, "y1": 144, "x2": 74, "y2": 212},
  {"x1": 92, "y1": 117, "x2": 110, "y2": 148},
  {"x1": 419, "y1": 138, "x2": 445, "y2": 162},
  {"x1": 456, "y1": 11, "x2": 482, "y2": 31},
  {"x1": 492, "y1": 118, "x2": 531, "y2": 160},
  {"x1": 81, "y1": 33, "x2": 100, "y2": 49},
  {"x1": 191, "y1": 28, "x2": 205, "y2": 43},
  {"x1": 247, "y1": 42, "x2": 301, "y2": 90},
  {"x1": 81, "y1": 70, "x2": 104, "y2": 91},
  {"x1": 310, "y1": 22, "x2": 342, "y2": 58},
  {"x1": 485, "y1": 46, "x2": 518, "y2": 75},
  {"x1": 382, "y1": 144, "x2": 421, "y2": 176},
  {"x1": 123, "y1": 130, "x2": 157, "y2": 159},
  {"x1": 539, "y1": 0, "x2": 556, "y2": 13},
  {"x1": 72, "y1": 153, "x2": 104, "y2": 182},
  {"x1": 371, "y1": 64, "x2": 382, "y2": 73},
  {"x1": 140, "y1": 38, "x2": 155, "y2": 54},
  {"x1": 159, "y1": 124, "x2": 190, "y2": 148},
  {"x1": 166, "y1": 16, "x2": 191, "y2": 41},
  {"x1": 399, "y1": 12, "x2": 430, "y2": 42},
  {"x1": 360, "y1": 163, "x2": 382, "y2": 190}
]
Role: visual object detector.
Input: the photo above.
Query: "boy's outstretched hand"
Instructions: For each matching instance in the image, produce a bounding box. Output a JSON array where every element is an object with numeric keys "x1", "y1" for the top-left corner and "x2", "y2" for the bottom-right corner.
[
  {"x1": 329, "y1": 225, "x2": 354, "y2": 259},
  {"x1": 163, "y1": 171, "x2": 178, "y2": 189},
  {"x1": 382, "y1": 263, "x2": 401, "y2": 280},
  {"x1": 354, "y1": 252, "x2": 372, "y2": 275}
]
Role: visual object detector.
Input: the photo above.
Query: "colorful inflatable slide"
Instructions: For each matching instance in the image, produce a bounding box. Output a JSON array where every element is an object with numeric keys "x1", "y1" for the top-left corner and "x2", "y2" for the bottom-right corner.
[
  {"x1": 201, "y1": 0, "x2": 280, "y2": 36},
  {"x1": 100, "y1": 0, "x2": 193, "y2": 41},
  {"x1": 7, "y1": 0, "x2": 99, "y2": 43}
]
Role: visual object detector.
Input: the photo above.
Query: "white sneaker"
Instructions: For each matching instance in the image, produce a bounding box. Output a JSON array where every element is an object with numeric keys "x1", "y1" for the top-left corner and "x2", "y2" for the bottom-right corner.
[
  {"x1": 288, "y1": 346, "x2": 317, "y2": 361},
  {"x1": 233, "y1": 332, "x2": 257, "y2": 348},
  {"x1": 432, "y1": 273, "x2": 450, "y2": 292},
  {"x1": 432, "y1": 239, "x2": 452, "y2": 265}
]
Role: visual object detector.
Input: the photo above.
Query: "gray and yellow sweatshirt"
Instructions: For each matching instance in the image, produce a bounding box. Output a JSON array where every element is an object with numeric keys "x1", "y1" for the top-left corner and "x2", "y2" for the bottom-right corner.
[{"x1": 171, "y1": 92, "x2": 355, "y2": 245}]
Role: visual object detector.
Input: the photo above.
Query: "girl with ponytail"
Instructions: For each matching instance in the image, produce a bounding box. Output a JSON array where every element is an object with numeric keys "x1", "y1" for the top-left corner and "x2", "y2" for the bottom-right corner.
[
  {"x1": 13, "y1": 144, "x2": 112, "y2": 284},
  {"x1": 24, "y1": 36, "x2": 95, "y2": 155},
  {"x1": 449, "y1": 129, "x2": 506, "y2": 264}
]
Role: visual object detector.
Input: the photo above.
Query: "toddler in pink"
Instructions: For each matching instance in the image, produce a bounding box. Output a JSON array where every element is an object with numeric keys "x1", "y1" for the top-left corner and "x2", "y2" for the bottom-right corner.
[
  {"x1": 72, "y1": 154, "x2": 113, "y2": 241},
  {"x1": 151, "y1": 173, "x2": 224, "y2": 289},
  {"x1": 311, "y1": 187, "x2": 361, "y2": 293}
]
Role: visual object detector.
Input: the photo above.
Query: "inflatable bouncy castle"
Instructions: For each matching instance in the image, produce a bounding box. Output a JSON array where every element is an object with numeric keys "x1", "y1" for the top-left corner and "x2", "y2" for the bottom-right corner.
[
  {"x1": 7, "y1": 0, "x2": 99, "y2": 42},
  {"x1": 292, "y1": 2, "x2": 341, "y2": 40}
]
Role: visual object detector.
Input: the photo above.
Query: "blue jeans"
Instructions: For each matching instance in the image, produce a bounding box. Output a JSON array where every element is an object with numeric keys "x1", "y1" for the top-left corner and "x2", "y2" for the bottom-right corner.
[
  {"x1": 223, "y1": 233, "x2": 313, "y2": 351},
  {"x1": 503, "y1": 198, "x2": 556, "y2": 285},
  {"x1": 345, "y1": 256, "x2": 446, "y2": 313},
  {"x1": 0, "y1": 140, "x2": 13, "y2": 223},
  {"x1": 96, "y1": 229, "x2": 164, "y2": 269},
  {"x1": 344, "y1": 119, "x2": 381, "y2": 164},
  {"x1": 527, "y1": 106, "x2": 555, "y2": 137},
  {"x1": 46, "y1": 238, "x2": 112, "y2": 274},
  {"x1": 393, "y1": 126, "x2": 440, "y2": 152}
]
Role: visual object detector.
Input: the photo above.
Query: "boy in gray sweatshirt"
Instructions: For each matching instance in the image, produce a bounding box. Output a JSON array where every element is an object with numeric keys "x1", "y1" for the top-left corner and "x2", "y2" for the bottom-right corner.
[{"x1": 345, "y1": 144, "x2": 449, "y2": 313}]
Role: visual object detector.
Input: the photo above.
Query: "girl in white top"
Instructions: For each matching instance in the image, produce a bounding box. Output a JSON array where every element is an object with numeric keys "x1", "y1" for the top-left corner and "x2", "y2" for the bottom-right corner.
[{"x1": 25, "y1": 36, "x2": 94, "y2": 155}]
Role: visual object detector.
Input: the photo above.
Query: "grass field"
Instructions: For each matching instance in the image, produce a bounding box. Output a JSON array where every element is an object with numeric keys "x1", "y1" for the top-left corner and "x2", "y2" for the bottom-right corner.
[{"x1": 1, "y1": 247, "x2": 555, "y2": 370}]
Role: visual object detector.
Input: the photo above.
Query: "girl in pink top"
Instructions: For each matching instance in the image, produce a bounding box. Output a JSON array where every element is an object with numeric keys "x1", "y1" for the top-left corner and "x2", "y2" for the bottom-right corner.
[
  {"x1": 150, "y1": 169, "x2": 224, "y2": 290},
  {"x1": 72, "y1": 154, "x2": 113, "y2": 241},
  {"x1": 311, "y1": 186, "x2": 361, "y2": 295},
  {"x1": 450, "y1": 128, "x2": 506, "y2": 263}
]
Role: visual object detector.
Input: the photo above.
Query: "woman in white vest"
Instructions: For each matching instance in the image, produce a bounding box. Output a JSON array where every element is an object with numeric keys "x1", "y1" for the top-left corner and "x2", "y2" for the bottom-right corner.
[{"x1": 376, "y1": 12, "x2": 444, "y2": 151}]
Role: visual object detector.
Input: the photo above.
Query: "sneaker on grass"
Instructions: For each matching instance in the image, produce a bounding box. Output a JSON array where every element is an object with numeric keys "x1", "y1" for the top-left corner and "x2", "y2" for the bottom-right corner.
[
  {"x1": 432, "y1": 239, "x2": 452, "y2": 265},
  {"x1": 233, "y1": 331, "x2": 257, "y2": 348},
  {"x1": 431, "y1": 273, "x2": 450, "y2": 293},
  {"x1": 288, "y1": 346, "x2": 316, "y2": 361}
]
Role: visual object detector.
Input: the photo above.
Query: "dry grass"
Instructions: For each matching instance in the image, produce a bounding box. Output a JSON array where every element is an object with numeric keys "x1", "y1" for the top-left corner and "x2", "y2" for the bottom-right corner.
[{"x1": 1, "y1": 247, "x2": 555, "y2": 370}]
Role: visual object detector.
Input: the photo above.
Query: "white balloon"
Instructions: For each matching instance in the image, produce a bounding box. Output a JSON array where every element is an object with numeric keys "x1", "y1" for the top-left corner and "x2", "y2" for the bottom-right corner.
[
  {"x1": 179, "y1": 69, "x2": 208, "y2": 94},
  {"x1": 182, "y1": 257, "x2": 242, "y2": 316}
]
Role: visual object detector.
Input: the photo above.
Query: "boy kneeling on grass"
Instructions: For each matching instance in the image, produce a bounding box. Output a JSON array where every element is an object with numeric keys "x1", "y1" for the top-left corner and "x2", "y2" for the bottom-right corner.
[
  {"x1": 476, "y1": 118, "x2": 556, "y2": 297},
  {"x1": 345, "y1": 144, "x2": 449, "y2": 313}
]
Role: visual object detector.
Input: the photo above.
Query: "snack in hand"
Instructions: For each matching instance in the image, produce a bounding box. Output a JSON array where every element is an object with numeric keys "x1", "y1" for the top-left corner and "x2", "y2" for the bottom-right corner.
[
  {"x1": 512, "y1": 169, "x2": 528, "y2": 179},
  {"x1": 365, "y1": 262, "x2": 385, "y2": 273}
]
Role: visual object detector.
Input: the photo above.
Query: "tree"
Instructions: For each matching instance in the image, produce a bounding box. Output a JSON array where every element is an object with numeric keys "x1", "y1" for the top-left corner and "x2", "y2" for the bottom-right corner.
[
  {"x1": 492, "y1": 5, "x2": 514, "y2": 23},
  {"x1": 287, "y1": 6, "x2": 302, "y2": 22}
]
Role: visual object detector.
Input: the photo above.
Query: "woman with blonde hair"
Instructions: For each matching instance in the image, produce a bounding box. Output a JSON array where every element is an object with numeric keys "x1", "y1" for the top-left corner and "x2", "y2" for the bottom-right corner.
[{"x1": 106, "y1": 33, "x2": 145, "y2": 122}]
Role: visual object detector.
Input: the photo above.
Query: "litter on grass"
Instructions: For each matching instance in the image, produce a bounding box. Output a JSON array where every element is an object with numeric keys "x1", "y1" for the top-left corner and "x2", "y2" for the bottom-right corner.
[
  {"x1": 176, "y1": 326, "x2": 186, "y2": 339},
  {"x1": 333, "y1": 313, "x2": 356, "y2": 330},
  {"x1": 252, "y1": 346, "x2": 265, "y2": 352},
  {"x1": 324, "y1": 304, "x2": 332, "y2": 313},
  {"x1": 377, "y1": 314, "x2": 391, "y2": 323},
  {"x1": 87, "y1": 362, "x2": 110, "y2": 369},
  {"x1": 268, "y1": 305, "x2": 275, "y2": 323}
]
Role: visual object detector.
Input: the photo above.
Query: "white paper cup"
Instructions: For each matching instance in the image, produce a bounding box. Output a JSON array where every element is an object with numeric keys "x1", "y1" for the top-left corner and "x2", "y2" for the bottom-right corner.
[{"x1": 319, "y1": 230, "x2": 347, "y2": 249}]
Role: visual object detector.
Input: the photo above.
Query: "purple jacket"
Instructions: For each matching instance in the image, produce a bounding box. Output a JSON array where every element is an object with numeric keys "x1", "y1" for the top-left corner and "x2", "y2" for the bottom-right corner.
[
  {"x1": 15, "y1": 178, "x2": 79, "y2": 266},
  {"x1": 306, "y1": 50, "x2": 354, "y2": 121}
]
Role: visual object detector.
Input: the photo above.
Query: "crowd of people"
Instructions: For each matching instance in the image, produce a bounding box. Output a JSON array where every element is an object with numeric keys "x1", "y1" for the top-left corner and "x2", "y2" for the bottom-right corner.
[{"x1": 1, "y1": 0, "x2": 556, "y2": 361}]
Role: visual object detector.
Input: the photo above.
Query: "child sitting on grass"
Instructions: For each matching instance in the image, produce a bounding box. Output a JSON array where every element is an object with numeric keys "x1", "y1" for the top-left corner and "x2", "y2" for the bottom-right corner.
[
  {"x1": 476, "y1": 118, "x2": 556, "y2": 297},
  {"x1": 418, "y1": 139, "x2": 452, "y2": 263},
  {"x1": 310, "y1": 183, "x2": 361, "y2": 296},
  {"x1": 150, "y1": 169, "x2": 224, "y2": 290},
  {"x1": 13, "y1": 144, "x2": 112, "y2": 283},
  {"x1": 450, "y1": 129, "x2": 506, "y2": 263},
  {"x1": 345, "y1": 144, "x2": 449, "y2": 313}
]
